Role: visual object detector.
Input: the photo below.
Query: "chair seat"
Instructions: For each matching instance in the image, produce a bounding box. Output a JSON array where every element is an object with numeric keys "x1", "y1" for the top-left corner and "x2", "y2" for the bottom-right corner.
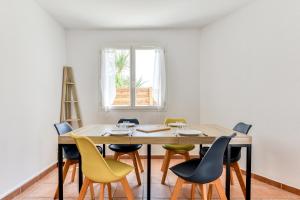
[
  {"x1": 64, "y1": 145, "x2": 102, "y2": 160},
  {"x1": 200, "y1": 147, "x2": 241, "y2": 163},
  {"x1": 104, "y1": 159, "x2": 134, "y2": 181},
  {"x1": 163, "y1": 144, "x2": 195, "y2": 153},
  {"x1": 109, "y1": 144, "x2": 142, "y2": 153},
  {"x1": 170, "y1": 159, "x2": 201, "y2": 182},
  {"x1": 83, "y1": 158, "x2": 134, "y2": 183}
]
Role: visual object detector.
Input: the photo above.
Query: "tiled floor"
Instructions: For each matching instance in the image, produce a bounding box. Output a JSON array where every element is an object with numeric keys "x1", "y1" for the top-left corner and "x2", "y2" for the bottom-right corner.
[{"x1": 13, "y1": 159, "x2": 300, "y2": 200}]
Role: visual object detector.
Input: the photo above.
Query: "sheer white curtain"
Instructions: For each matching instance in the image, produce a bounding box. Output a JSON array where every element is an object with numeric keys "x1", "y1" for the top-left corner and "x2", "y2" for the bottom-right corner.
[
  {"x1": 152, "y1": 48, "x2": 166, "y2": 110},
  {"x1": 100, "y1": 49, "x2": 116, "y2": 111}
]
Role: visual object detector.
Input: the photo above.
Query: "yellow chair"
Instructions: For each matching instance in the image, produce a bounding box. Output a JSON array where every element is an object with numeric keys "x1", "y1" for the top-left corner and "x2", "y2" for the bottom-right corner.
[
  {"x1": 161, "y1": 118, "x2": 195, "y2": 184},
  {"x1": 70, "y1": 133, "x2": 135, "y2": 200}
]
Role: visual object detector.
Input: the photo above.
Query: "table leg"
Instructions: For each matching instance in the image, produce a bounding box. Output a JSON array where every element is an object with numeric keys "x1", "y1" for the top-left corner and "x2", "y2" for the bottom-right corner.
[
  {"x1": 147, "y1": 144, "x2": 151, "y2": 200},
  {"x1": 226, "y1": 144, "x2": 231, "y2": 199},
  {"x1": 246, "y1": 144, "x2": 252, "y2": 200},
  {"x1": 199, "y1": 144, "x2": 203, "y2": 159},
  {"x1": 103, "y1": 144, "x2": 106, "y2": 157},
  {"x1": 58, "y1": 144, "x2": 63, "y2": 200},
  {"x1": 78, "y1": 155, "x2": 83, "y2": 192}
]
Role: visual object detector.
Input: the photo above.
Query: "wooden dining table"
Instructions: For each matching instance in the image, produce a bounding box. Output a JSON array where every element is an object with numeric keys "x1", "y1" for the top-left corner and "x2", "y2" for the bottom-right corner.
[{"x1": 57, "y1": 124, "x2": 252, "y2": 200}]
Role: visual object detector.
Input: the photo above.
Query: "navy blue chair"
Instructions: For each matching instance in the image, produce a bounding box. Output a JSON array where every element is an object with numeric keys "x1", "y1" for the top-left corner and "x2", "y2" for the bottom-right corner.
[
  {"x1": 54, "y1": 122, "x2": 102, "y2": 199},
  {"x1": 200, "y1": 122, "x2": 252, "y2": 198},
  {"x1": 170, "y1": 134, "x2": 236, "y2": 200},
  {"x1": 109, "y1": 118, "x2": 143, "y2": 186}
]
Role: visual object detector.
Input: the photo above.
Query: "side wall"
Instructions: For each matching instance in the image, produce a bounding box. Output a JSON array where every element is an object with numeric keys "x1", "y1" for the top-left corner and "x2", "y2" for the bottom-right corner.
[
  {"x1": 199, "y1": 0, "x2": 300, "y2": 188},
  {"x1": 66, "y1": 29, "x2": 201, "y2": 155},
  {"x1": 0, "y1": 0, "x2": 66, "y2": 197}
]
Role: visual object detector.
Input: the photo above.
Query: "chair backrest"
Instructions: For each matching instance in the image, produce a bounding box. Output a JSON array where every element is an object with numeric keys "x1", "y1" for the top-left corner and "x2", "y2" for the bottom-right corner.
[
  {"x1": 229, "y1": 122, "x2": 252, "y2": 159},
  {"x1": 118, "y1": 118, "x2": 140, "y2": 125},
  {"x1": 233, "y1": 122, "x2": 252, "y2": 134},
  {"x1": 164, "y1": 118, "x2": 187, "y2": 125},
  {"x1": 188, "y1": 133, "x2": 236, "y2": 183},
  {"x1": 54, "y1": 122, "x2": 73, "y2": 135},
  {"x1": 71, "y1": 134, "x2": 120, "y2": 182}
]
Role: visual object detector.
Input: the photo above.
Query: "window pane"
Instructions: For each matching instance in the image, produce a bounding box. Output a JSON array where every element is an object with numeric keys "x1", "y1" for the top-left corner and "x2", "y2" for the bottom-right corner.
[
  {"x1": 135, "y1": 49, "x2": 156, "y2": 106},
  {"x1": 112, "y1": 49, "x2": 131, "y2": 106}
]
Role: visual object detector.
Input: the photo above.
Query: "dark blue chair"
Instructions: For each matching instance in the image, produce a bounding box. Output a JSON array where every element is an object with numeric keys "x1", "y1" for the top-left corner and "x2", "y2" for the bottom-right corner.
[
  {"x1": 109, "y1": 118, "x2": 143, "y2": 186},
  {"x1": 170, "y1": 134, "x2": 236, "y2": 200},
  {"x1": 53, "y1": 122, "x2": 102, "y2": 199},
  {"x1": 200, "y1": 122, "x2": 252, "y2": 198}
]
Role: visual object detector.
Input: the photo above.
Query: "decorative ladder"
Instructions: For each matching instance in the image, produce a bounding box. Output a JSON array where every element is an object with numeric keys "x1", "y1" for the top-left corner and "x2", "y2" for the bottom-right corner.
[{"x1": 60, "y1": 66, "x2": 82, "y2": 128}]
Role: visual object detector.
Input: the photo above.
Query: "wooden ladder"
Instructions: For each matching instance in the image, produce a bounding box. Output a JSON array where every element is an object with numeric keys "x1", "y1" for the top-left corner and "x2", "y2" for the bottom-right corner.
[{"x1": 60, "y1": 66, "x2": 82, "y2": 128}]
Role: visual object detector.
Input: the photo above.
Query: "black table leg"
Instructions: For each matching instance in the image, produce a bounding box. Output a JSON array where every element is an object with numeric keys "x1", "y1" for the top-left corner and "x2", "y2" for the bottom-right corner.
[
  {"x1": 226, "y1": 144, "x2": 231, "y2": 199},
  {"x1": 147, "y1": 144, "x2": 151, "y2": 200},
  {"x1": 246, "y1": 144, "x2": 252, "y2": 200},
  {"x1": 103, "y1": 144, "x2": 106, "y2": 157},
  {"x1": 78, "y1": 155, "x2": 83, "y2": 192},
  {"x1": 58, "y1": 144, "x2": 63, "y2": 200}
]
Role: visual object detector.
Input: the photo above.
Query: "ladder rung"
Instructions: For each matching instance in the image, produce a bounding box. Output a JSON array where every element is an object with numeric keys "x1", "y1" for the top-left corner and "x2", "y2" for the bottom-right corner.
[
  {"x1": 65, "y1": 119, "x2": 81, "y2": 122},
  {"x1": 65, "y1": 82, "x2": 75, "y2": 85}
]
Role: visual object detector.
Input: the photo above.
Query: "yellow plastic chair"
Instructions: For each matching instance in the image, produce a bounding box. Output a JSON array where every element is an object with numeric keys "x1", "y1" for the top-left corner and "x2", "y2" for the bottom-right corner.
[
  {"x1": 70, "y1": 133, "x2": 134, "y2": 200},
  {"x1": 161, "y1": 118, "x2": 195, "y2": 184}
]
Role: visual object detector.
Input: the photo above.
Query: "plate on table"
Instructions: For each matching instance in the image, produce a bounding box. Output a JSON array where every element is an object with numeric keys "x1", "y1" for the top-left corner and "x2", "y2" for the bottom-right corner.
[
  {"x1": 178, "y1": 130, "x2": 202, "y2": 136},
  {"x1": 106, "y1": 129, "x2": 131, "y2": 136},
  {"x1": 117, "y1": 122, "x2": 136, "y2": 128},
  {"x1": 168, "y1": 122, "x2": 187, "y2": 127}
]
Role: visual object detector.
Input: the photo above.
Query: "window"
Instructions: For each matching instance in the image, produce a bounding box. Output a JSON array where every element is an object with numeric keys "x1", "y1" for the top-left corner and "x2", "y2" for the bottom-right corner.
[{"x1": 100, "y1": 46, "x2": 166, "y2": 110}]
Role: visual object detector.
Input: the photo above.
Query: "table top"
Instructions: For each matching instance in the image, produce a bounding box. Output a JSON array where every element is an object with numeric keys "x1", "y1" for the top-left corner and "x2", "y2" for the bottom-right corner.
[{"x1": 58, "y1": 124, "x2": 252, "y2": 145}]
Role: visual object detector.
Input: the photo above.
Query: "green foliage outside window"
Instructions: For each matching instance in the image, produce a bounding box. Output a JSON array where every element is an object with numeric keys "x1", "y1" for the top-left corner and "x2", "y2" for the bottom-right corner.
[{"x1": 115, "y1": 52, "x2": 147, "y2": 88}]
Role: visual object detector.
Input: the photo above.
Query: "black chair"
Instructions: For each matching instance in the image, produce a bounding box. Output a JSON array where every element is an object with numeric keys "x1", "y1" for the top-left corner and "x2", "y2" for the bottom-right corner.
[
  {"x1": 170, "y1": 133, "x2": 236, "y2": 200},
  {"x1": 200, "y1": 122, "x2": 252, "y2": 198},
  {"x1": 54, "y1": 122, "x2": 102, "y2": 199},
  {"x1": 108, "y1": 118, "x2": 144, "y2": 185}
]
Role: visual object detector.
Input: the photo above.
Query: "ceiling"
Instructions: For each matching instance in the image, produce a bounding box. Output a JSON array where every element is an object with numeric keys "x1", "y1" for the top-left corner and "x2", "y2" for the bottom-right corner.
[{"x1": 36, "y1": 0, "x2": 251, "y2": 29}]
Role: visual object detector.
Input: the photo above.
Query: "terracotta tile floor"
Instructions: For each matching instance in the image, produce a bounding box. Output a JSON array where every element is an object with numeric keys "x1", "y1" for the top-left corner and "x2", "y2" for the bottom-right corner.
[{"x1": 13, "y1": 159, "x2": 300, "y2": 200}]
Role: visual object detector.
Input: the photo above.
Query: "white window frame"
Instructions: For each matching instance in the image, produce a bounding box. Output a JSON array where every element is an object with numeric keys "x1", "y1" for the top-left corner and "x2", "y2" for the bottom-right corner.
[{"x1": 100, "y1": 44, "x2": 166, "y2": 111}]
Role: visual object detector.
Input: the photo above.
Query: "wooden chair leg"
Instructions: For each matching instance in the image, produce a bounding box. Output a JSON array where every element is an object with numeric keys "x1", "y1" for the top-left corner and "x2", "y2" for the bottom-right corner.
[
  {"x1": 135, "y1": 151, "x2": 144, "y2": 173},
  {"x1": 54, "y1": 160, "x2": 72, "y2": 199},
  {"x1": 198, "y1": 184, "x2": 208, "y2": 200},
  {"x1": 183, "y1": 152, "x2": 190, "y2": 161},
  {"x1": 214, "y1": 178, "x2": 227, "y2": 200},
  {"x1": 232, "y1": 162, "x2": 246, "y2": 197},
  {"x1": 161, "y1": 150, "x2": 168, "y2": 171},
  {"x1": 78, "y1": 178, "x2": 90, "y2": 200},
  {"x1": 113, "y1": 152, "x2": 119, "y2": 160},
  {"x1": 120, "y1": 177, "x2": 134, "y2": 200},
  {"x1": 89, "y1": 182, "x2": 95, "y2": 200},
  {"x1": 207, "y1": 184, "x2": 213, "y2": 200},
  {"x1": 71, "y1": 163, "x2": 77, "y2": 183},
  {"x1": 107, "y1": 183, "x2": 113, "y2": 200},
  {"x1": 191, "y1": 184, "x2": 196, "y2": 200},
  {"x1": 161, "y1": 150, "x2": 172, "y2": 184},
  {"x1": 129, "y1": 152, "x2": 141, "y2": 185},
  {"x1": 170, "y1": 177, "x2": 184, "y2": 200},
  {"x1": 230, "y1": 167, "x2": 235, "y2": 185},
  {"x1": 99, "y1": 184, "x2": 105, "y2": 200}
]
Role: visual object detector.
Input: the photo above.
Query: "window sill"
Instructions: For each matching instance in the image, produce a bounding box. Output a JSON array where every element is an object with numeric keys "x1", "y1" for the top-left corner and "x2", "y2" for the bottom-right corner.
[{"x1": 102, "y1": 106, "x2": 166, "y2": 112}]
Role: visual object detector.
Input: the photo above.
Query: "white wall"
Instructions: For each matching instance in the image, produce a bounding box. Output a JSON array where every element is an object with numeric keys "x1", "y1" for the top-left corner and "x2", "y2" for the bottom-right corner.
[
  {"x1": 66, "y1": 30, "x2": 201, "y2": 155},
  {"x1": 199, "y1": 0, "x2": 300, "y2": 188},
  {"x1": 0, "y1": 0, "x2": 66, "y2": 197}
]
